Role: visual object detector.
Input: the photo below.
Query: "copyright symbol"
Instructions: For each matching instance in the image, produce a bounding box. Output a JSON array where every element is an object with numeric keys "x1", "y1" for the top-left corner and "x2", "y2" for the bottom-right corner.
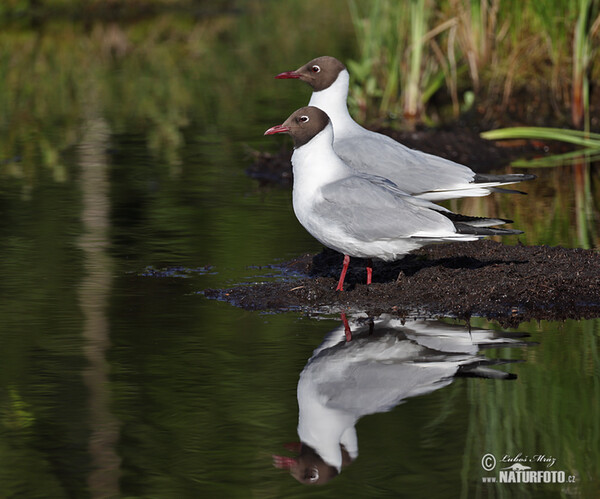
[{"x1": 481, "y1": 453, "x2": 496, "y2": 471}]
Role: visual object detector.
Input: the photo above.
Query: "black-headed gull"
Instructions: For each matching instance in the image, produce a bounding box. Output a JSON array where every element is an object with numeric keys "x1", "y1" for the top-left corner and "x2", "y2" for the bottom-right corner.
[
  {"x1": 276, "y1": 56, "x2": 535, "y2": 201},
  {"x1": 264, "y1": 106, "x2": 523, "y2": 291}
]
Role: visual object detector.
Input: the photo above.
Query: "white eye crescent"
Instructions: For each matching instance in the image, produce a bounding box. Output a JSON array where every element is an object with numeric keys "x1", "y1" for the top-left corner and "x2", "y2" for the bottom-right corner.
[
  {"x1": 311, "y1": 65, "x2": 321, "y2": 73},
  {"x1": 299, "y1": 115, "x2": 310, "y2": 123}
]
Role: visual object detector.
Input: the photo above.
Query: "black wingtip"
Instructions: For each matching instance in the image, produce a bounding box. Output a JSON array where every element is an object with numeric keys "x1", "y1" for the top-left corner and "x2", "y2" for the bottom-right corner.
[
  {"x1": 490, "y1": 187, "x2": 528, "y2": 195},
  {"x1": 473, "y1": 173, "x2": 537, "y2": 184},
  {"x1": 442, "y1": 212, "x2": 514, "y2": 225},
  {"x1": 454, "y1": 223, "x2": 523, "y2": 236}
]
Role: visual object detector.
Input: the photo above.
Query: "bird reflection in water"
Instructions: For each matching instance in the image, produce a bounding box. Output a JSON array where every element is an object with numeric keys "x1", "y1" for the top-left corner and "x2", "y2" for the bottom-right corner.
[{"x1": 273, "y1": 314, "x2": 531, "y2": 485}]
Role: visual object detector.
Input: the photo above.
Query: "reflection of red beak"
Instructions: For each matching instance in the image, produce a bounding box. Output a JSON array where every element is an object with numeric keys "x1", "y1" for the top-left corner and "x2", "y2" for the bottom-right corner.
[
  {"x1": 275, "y1": 71, "x2": 301, "y2": 79},
  {"x1": 264, "y1": 124, "x2": 290, "y2": 135},
  {"x1": 273, "y1": 455, "x2": 298, "y2": 469}
]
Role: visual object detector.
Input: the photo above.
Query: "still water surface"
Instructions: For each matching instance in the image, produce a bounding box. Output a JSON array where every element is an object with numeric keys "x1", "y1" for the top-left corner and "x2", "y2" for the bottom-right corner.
[{"x1": 0, "y1": 11, "x2": 599, "y2": 498}]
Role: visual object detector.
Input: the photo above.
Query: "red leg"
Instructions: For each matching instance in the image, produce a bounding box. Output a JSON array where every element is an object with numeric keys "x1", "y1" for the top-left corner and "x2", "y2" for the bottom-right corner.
[
  {"x1": 341, "y1": 311, "x2": 352, "y2": 341},
  {"x1": 366, "y1": 258, "x2": 373, "y2": 285},
  {"x1": 336, "y1": 255, "x2": 350, "y2": 291}
]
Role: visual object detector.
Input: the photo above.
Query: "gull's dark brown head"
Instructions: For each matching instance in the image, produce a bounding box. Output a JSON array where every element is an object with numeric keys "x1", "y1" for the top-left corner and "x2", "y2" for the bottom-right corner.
[
  {"x1": 264, "y1": 106, "x2": 330, "y2": 148},
  {"x1": 275, "y1": 56, "x2": 346, "y2": 92},
  {"x1": 273, "y1": 443, "x2": 342, "y2": 486}
]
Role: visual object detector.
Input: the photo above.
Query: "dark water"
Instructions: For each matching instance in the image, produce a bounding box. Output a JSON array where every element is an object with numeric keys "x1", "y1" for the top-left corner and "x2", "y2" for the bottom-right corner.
[{"x1": 1, "y1": 8, "x2": 599, "y2": 498}]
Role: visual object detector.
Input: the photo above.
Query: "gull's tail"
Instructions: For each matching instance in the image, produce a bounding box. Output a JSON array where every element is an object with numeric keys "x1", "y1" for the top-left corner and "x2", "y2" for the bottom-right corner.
[{"x1": 415, "y1": 173, "x2": 536, "y2": 201}]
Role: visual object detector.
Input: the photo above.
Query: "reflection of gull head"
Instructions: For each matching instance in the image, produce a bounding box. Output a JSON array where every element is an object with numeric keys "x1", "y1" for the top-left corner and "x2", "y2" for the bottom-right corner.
[
  {"x1": 273, "y1": 443, "x2": 352, "y2": 485},
  {"x1": 286, "y1": 315, "x2": 530, "y2": 477},
  {"x1": 502, "y1": 463, "x2": 531, "y2": 471}
]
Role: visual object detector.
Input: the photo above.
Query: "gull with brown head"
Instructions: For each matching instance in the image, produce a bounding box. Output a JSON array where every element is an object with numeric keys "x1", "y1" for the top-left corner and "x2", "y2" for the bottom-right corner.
[
  {"x1": 276, "y1": 56, "x2": 535, "y2": 201},
  {"x1": 265, "y1": 106, "x2": 523, "y2": 291}
]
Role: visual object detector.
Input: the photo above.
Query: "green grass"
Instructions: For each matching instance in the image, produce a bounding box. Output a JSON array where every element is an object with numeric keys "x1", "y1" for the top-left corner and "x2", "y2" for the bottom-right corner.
[
  {"x1": 346, "y1": 0, "x2": 600, "y2": 129},
  {"x1": 481, "y1": 126, "x2": 600, "y2": 167}
]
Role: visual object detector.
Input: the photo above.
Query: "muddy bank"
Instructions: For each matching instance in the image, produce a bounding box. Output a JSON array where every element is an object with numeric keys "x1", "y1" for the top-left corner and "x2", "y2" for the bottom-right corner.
[{"x1": 204, "y1": 241, "x2": 600, "y2": 327}]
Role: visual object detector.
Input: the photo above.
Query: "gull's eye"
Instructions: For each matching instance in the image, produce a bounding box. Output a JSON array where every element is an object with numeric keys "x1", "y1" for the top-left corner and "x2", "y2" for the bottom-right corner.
[
  {"x1": 298, "y1": 115, "x2": 310, "y2": 123},
  {"x1": 308, "y1": 467, "x2": 319, "y2": 482},
  {"x1": 311, "y1": 65, "x2": 321, "y2": 73}
]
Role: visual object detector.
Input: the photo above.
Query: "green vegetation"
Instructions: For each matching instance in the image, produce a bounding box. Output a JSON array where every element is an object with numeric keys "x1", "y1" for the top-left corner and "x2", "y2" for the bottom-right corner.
[
  {"x1": 481, "y1": 127, "x2": 600, "y2": 166},
  {"x1": 348, "y1": 0, "x2": 600, "y2": 129},
  {"x1": 477, "y1": 125, "x2": 600, "y2": 248}
]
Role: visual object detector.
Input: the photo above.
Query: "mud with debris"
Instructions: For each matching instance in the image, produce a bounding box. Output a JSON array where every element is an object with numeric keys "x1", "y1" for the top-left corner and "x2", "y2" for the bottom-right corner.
[{"x1": 204, "y1": 241, "x2": 600, "y2": 327}]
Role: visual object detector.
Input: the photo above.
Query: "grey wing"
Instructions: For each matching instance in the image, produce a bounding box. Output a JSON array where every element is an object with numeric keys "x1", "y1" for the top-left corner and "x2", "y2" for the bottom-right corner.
[
  {"x1": 334, "y1": 132, "x2": 476, "y2": 194},
  {"x1": 320, "y1": 361, "x2": 457, "y2": 416},
  {"x1": 316, "y1": 176, "x2": 456, "y2": 241},
  {"x1": 353, "y1": 171, "x2": 452, "y2": 212}
]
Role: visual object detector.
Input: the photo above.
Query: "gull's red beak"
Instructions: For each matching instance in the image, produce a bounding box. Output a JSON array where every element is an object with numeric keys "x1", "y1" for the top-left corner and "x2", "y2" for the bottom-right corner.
[
  {"x1": 275, "y1": 70, "x2": 301, "y2": 79},
  {"x1": 264, "y1": 124, "x2": 290, "y2": 135}
]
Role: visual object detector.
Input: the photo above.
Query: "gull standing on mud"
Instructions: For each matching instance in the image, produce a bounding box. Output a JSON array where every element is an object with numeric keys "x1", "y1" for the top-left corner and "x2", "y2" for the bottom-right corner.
[
  {"x1": 264, "y1": 106, "x2": 523, "y2": 291},
  {"x1": 276, "y1": 56, "x2": 535, "y2": 201}
]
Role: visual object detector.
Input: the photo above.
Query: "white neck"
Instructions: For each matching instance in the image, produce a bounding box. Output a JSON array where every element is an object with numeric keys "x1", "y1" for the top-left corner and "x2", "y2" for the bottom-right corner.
[
  {"x1": 291, "y1": 123, "x2": 350, "y2": 189},
  {"x1": 307, "y1": 69, "x2": 362, "y2": 136},
  {"x1": 297, "y1": 380, "x2": 358, "y2": 472}
]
